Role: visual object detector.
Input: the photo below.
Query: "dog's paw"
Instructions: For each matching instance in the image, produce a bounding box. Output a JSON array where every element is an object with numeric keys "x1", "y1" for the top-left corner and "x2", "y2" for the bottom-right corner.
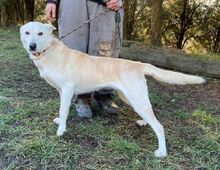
[
  {"x1": 154, "y1": 148, "x2": 167, "y2": 158},
  {"x1": 56, "y1": 125, "x2": 66, "y2": 136},
  {"x1": 53, "y1": 117, "x2": 60, "y2": 125},
  {"x1": 136, "y1": 120, "x2": 147, "y2": 126}
]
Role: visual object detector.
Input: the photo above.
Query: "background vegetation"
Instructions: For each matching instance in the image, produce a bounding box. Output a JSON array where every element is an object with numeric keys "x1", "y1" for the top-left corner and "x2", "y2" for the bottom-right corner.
[{"x1": 0, "y1": 0, "x2": 219, "y2": 54}]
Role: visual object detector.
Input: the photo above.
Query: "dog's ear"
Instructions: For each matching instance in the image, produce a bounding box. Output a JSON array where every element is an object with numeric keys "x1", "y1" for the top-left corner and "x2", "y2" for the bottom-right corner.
[{"x1": 45, "y1": 24, "x2": 57, "y2": 32}]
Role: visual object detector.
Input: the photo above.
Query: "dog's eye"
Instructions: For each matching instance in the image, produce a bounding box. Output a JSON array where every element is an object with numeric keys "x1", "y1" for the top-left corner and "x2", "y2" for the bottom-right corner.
[
  {"x1": 25, "y1": 31, "x2": 30, "y2": 35},
  {"x1": 38, "y1": 32, "x2": 43, "y2": 36}
]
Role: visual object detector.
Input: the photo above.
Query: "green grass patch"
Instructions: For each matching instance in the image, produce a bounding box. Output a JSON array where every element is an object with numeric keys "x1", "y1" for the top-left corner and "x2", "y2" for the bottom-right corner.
[
  {"x1": 106, "y1": 136, "x2": 140, "y2": 156},
  {"x1": 191, "y1": 53, "x2": 220, "y2": 63},
  {"x1": 192, "y1": 109, "x2": 217, "y2": 125},
  {"x1": 0, "y1": 27, "x2": 219, "y2": 169}
]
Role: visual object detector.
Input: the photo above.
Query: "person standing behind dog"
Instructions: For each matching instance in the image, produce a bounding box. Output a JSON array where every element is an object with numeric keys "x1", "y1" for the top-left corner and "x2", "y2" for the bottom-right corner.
[{"x1": 45, "y1": 0, "x2": 123, "y2": 118}]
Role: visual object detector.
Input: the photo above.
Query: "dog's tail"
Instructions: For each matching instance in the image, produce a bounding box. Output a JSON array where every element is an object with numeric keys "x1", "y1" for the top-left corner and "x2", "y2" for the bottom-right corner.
[{"x1": 143, "y1": 63, "x2": 205, "y2": 85}]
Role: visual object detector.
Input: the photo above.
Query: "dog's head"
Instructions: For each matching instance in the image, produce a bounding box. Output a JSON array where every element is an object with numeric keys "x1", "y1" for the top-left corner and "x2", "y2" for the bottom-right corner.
[{"x1": 20, "y1": 22, "x2": 56, "y2": 56}]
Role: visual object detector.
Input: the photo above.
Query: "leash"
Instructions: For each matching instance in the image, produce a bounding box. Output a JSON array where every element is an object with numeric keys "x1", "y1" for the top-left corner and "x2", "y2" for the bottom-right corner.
[
  {"x1": 58, "y1": 7, "x2": 122, "y2": 47},
  {"x1": 115, "y1": 11, "x2": 122, "y2": 48},
  {"x1": 59, "y1": 9, "x2": 109, "y2": 40}
]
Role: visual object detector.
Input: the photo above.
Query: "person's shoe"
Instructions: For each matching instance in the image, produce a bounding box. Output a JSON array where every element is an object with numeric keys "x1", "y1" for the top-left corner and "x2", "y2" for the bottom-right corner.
[
  {"x1": 98, "y1": 99, "x2": 119, "y2": 114},
  {"x1": 75, "y1": 99, "x2": 92, "y2": 119},
  {"x1": 90, "y1": 98, "x2": 103, "y2": 115}
]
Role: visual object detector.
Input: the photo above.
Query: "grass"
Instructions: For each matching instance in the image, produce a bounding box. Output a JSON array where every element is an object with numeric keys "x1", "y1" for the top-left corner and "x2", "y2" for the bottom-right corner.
[
  {"x1": 0, "y1": 27, "x2": 219, "y2": 169},
  {"x1": 191, "y1": 53, "x2": 220, "y2": 63}
]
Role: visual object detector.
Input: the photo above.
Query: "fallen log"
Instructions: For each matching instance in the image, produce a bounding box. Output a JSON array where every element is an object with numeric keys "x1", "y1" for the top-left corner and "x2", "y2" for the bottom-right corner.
[{"x1": 119, "y1": 46, "x2": 220, "y2": 79}]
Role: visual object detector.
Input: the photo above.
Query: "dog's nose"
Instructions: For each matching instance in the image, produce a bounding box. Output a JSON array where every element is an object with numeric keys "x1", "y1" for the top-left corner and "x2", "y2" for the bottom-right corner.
[{"x1": 29, "y1": 43, "x2": 37, "y2": 51}]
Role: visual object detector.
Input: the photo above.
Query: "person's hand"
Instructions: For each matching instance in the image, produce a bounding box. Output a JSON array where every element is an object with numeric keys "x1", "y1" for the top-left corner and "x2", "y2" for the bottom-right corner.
[
  {"x1": 45, "y1": 4, "x2": 57, "y2": 22},
  {"x1": 106, "y1": 0, "x2": 122, "y2": 11}
]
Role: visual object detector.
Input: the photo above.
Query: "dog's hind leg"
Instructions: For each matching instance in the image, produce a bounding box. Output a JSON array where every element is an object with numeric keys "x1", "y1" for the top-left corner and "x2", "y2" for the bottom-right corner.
[
  {"x1": 136, "y1": 119, "x2": 148, "y2": 126},
  {"x1": 119, "y1": 78, "x2": 167, "y2": 157},
  {"x1": 117, "y1": 90, "x2": 147, "y2": 126},
  {"x1": 54, "y1": 85, "x2": 75, "y2": 136},
  {"x1": 136, "y1": 104, "x2": 167, "y2": 158},
  {"x1": 117, "y1": 90, "x2": 131, "y2": 106}
]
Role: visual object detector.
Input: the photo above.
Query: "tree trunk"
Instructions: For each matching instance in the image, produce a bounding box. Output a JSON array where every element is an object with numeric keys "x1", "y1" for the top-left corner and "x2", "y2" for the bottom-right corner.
[
  {"x1": 15, "y1": 0, "x2": 24, "y2": 24},
  {"x1": 176, "y1": 31, "x2": 185, "y2": 49},
  {"x1": 24, "y1": 0, "x2": 35, "y2": 21},
  {"x1": 0, "y1": 5, "x2": 7, "y2": 26},
  {"x1": 123, "y1": 0, "x2": 137, "y2": 40},
  {"x1": 0, "y1": 0, "x2": 34, "y2": 26},
  {"x1": 213, "y1": 26, "x2": 220, "y2": 53},
  {"x1": 176, "y1": 0, "x2": 188, "y2": 49},
  {"x1": 150, "y1": 0, "x2": 163, "y2": 47},
  {"x1": 123, "y1": 0, "x2": 129, "y2": 40}
]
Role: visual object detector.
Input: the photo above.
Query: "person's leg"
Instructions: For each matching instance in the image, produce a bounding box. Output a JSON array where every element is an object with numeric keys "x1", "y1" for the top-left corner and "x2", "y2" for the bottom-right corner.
[
  {"x1": 58, "y1": 0, "x2": 89, "y2": 52},
  {"x1": 58, "y1": 0, "x2": 92, "y2": 118},
  {"x1": 87, "y1": 1, "x2": 124, "y2": 113},
  {"x1": 87, "y1": 2, "x2": 123, "y2": 57},
  {"x1": 75, "y1": 94, "x2": 92, "y2": 119}
]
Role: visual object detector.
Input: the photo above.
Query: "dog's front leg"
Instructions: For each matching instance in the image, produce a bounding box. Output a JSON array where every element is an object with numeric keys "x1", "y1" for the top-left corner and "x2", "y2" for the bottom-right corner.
[{"x1": 54, "y1": 85, "x2": 74, "y2": 136}]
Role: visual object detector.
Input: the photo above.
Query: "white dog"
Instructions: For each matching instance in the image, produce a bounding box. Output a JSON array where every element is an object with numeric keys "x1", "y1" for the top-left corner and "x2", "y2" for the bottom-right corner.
[{"x1": 20, "y1": 22, "x2": 205, "y2": 158}]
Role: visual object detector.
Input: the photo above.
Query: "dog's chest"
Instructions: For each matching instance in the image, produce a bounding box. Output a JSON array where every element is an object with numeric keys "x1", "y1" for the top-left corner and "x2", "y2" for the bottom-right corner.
[{"x1": 38, "y1": 67, "x2": 63, "y2": 89}]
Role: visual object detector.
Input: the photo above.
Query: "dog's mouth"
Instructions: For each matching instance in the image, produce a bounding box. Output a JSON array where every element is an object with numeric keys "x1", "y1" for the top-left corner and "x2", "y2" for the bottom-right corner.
[
  {"x1": 31, "y1": 51, "x2": 40, "y2": 57},
  {"x1": 30, "y1": 49, "x2": 47, "y2": 57},
  {"x1": 29, "y1": 45, "x2": 50, "y2": 58}
]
